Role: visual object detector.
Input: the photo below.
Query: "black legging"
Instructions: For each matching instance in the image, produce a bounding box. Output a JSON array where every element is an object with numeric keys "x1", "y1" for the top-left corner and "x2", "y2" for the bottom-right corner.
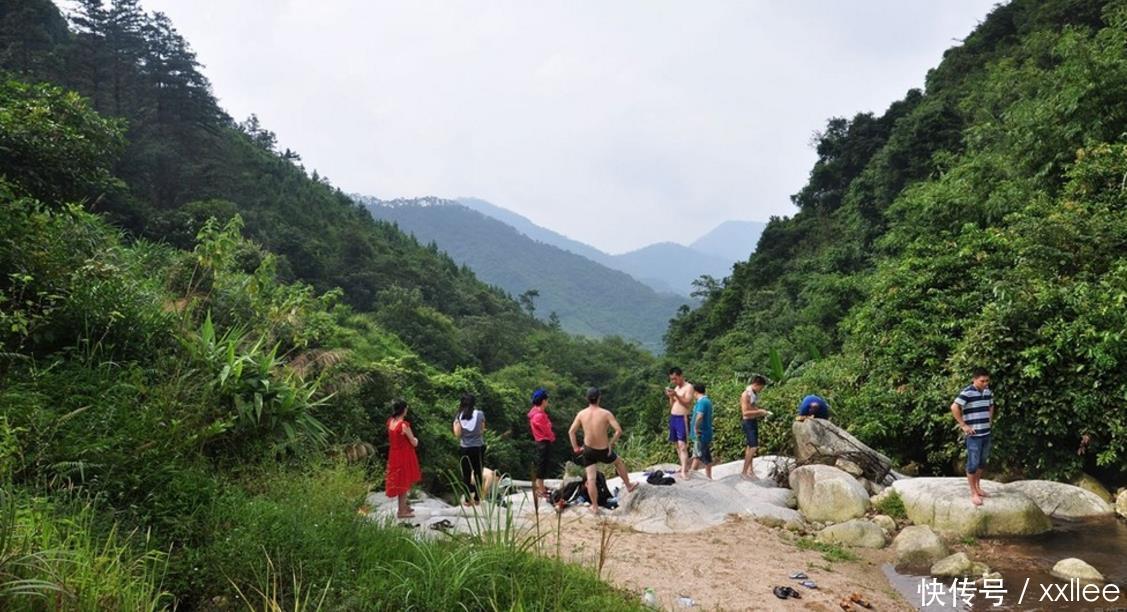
[{"x1": 459, "y1": 445, "x2": 485, "y2": 501}]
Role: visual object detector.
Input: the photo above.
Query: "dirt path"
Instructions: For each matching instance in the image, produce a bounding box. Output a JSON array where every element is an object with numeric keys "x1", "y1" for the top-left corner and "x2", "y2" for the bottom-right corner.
[{"x1": 535, "y1": 513, "x2": 911, "y2": 611}]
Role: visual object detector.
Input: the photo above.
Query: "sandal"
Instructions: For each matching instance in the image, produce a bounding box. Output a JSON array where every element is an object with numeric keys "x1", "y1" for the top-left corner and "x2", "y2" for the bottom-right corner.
[
  {"x1": 429, "y1": 519, "x2": 455, "y2": 532},
  {"x1": 799, "y1": 580, "x2": 817, "y2": 589},
  {"x1": 772, "y1": 586, "x2": 801, "y2": 599},
  {"x1": 849, "y1": 593, "x2": 872, "y2": 609},
  {"x1": 789, "y1": 571, "x2": 808, "y2": 580}
]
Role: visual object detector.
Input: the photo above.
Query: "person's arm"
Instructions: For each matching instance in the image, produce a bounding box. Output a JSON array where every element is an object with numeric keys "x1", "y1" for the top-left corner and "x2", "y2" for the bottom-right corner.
[
  {"x1": 568, "y1": 413, "x2": 582, "y2": 454},
  {"x1": 608, "y1": 413, "x2": 624, "y2": 448},
  {"x1": 694, "y1": 411, "x2": 704, "y2": 440},
  {"x1": 950, "y1": 402, "x2": 974, "y2": 435},
  {"x1": 453, "y1": 418, "x2": 462, "y2": 438},
  {"x1": 404, "y1": 424, "x2": 419, "y2": 447}
]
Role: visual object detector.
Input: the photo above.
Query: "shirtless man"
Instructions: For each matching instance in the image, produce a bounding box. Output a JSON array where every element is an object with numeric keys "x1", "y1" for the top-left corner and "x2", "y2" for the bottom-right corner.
[
  {"x1": 665, "y1": 367, "x2": 694, "y2": 478},
  {"x1": 568, "y1": 387, "x2": 639, "y2": 514},
  {"x1": 740, "y1": 375, "x2": 770, "y2": 480}
]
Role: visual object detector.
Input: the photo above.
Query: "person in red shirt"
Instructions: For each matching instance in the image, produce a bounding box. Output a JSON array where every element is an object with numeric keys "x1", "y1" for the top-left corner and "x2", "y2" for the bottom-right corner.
[
  {"x1": 385, "y1": 398, "x2": 421, "y2": 518},
  {"x1": 527, "y1": 388, "x2": 555, "y2": 499}
]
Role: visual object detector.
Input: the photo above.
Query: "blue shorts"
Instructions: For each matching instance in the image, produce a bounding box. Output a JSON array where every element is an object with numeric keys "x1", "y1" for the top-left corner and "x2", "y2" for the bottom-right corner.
[
  {"x1": 669, "y1": 415, "x2": 689, "y2": 443},
  {"x1": 693, "y1": 440, "x2": 712, "y2": 465},
  {"x1": 741, "y1": 419, "x2": 759, "y2": 448},
  {"x1": 965, "y1": 434, "x2": 992, "y2": 473}
]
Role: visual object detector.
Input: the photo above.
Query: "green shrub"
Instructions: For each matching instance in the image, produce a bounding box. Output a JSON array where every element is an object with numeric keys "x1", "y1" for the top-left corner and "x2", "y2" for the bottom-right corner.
[{"x1": 873, "y1": 490, "x2": 907, "y2": 520}]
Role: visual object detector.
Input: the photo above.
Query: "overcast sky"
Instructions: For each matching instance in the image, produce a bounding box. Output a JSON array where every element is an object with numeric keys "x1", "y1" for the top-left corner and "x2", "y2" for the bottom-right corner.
[{"x1": 140, "y1": 0, "x2": 999, "y2": 254}]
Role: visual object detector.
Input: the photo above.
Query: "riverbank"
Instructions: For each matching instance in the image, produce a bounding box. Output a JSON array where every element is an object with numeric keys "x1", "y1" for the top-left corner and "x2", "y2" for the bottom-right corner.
[{"x1": 542, "y1": 512, "x2": 910, "y2": 611}]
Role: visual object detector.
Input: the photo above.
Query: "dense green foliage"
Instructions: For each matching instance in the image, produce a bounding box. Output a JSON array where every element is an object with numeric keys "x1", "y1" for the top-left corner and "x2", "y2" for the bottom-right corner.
[
  {"x1": 0, "y1": 2, "x2": 661, "y2": 608},
  {"x1": 668, "y1": 0, "x2": 1127, "y2": 484},
  {"x1": 362, "y1": 197, "x2": 688, "y2": 351}
]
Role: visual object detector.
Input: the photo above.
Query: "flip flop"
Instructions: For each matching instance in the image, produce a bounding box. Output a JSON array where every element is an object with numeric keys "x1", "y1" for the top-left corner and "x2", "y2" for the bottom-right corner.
[
  {"x1": 772, "y1": 586, "x2": 790, "y2": 600},
  {"x1": 789, "y1": 571, "x2": 808, "y2": 580},
  {"x1": 848, "y1": 593, "x2": 873, "y2": 609},
  {"x1": 429, "y1": 519, "x2": 455, "y2": 532},
  {"x1": 799, "y1": 580, "x2": 818, "y2": 589},
  {"x1": 399, "y1": 522, "x2": 417, "y2": 529}
]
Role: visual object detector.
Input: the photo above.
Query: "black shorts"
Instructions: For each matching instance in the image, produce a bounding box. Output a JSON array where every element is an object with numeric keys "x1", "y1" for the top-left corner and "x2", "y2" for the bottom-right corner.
[
  {"x1": 581, "y1": 446, "x2": 618, "y2": 466},
  {"x1": 533, "y1": 440, "x2": 552, "y2": 478}
]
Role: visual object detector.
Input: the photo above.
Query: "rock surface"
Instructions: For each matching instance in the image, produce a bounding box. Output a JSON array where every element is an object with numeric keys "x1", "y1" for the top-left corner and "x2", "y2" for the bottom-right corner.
[
  {"x1": 931, "y1": 552, "x2": 974, "y2": 577},
  {"x1": 893, "y1": 525, "x2": 949, "y2": 569},
  {"x1": 1073, "y1": 473, "x2": 1113, "y2": 503},
  {"x1": 870, "y1": 514, "x2": 897, "y2": 533},
  {"x1": 1004, "y1": 480, "x2": 1114, "y2": 519},
  {"x1": 1117, "y1": 489, "x2": 1127, "y2": 519},
  {"x1": 891, "y1": 477, "x2": 1052, "y2": 537},
  {"x1": 788, "y1": 464, "x2": 870, "y2": 523},
  {"x1": 816, "y1": 519, "x2": 888, "y2": 548},
  {"x1": 614, "y1": 473, "x2": 801, "y2": 534},
  {"x1": 792, "y1": 418, "x2": 897, "y2": 485},
  {"x1": 1051, "y1": 558, "x2": 1105, "y2": 584}
]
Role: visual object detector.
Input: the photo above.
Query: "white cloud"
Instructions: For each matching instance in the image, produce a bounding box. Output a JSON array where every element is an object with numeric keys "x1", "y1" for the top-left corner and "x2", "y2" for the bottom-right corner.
[{"x1": 142, "y1": 0, "x2": 998, "y2": 253}]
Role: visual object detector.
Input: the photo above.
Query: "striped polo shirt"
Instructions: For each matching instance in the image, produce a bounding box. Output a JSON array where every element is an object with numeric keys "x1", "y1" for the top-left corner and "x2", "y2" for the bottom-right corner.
[{"x1": 954, "y1": 384, "x2": 993, "y2": 436}]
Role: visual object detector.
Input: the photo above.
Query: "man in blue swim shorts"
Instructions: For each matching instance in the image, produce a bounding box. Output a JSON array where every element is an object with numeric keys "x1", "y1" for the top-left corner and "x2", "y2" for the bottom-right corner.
[
  {"x1": 740, "y1": 375, "x2": 770, "y2": 480},
  {"x1": 665, "y1": 367, "x2": 693, "y2": 478}
]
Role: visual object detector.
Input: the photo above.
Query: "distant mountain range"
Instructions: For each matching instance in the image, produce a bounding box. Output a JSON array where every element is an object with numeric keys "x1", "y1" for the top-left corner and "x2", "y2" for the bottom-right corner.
[
  {"x1": 457, "y1": 197, "x2": 765, "y2": 296},
  {"x1": 356, "y1": 195, "x2": 689, "y2": 352}
]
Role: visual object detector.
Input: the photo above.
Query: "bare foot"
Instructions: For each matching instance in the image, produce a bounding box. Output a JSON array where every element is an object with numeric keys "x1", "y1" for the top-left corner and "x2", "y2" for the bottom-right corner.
[
  {"x1": 741, "y1": 473, "x2": 758, "y2": 481},
  {"x1": 397, "y1": 512, "x2": 415, "y2": 518},
  {"x1": 588, "y1": 506, "x2": 601, "y2": 516},
  {"x1": 977, "y1": 490, "x2": 990, "y2": 498},
  {"x1": 625, "y1": 481, "x2": 639, "y2": 493},
  {"x1": 971, "y1": 494, "x2": 983, "y2": 507}
]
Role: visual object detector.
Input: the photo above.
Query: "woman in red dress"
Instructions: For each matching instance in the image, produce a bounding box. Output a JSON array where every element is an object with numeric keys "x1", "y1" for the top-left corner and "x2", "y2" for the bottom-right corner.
[{"x1": 385, "y1": 398, "x2": 421, "y2": 518}]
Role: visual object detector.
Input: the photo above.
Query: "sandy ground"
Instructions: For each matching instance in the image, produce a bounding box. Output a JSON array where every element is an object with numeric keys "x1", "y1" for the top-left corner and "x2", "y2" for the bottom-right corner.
[{"x1": 532, "y1": 512, "x2": 912, "y2": 612}]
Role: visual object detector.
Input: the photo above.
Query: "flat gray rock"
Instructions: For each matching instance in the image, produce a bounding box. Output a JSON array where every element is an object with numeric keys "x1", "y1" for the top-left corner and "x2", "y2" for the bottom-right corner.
[
  {"x1": 816, "y1": 519, "x2": 887, "y2": 548},
  {"x1": 1004, "y1": 480, "x2": 1113, "y2": 519},
  {"x1": 891, "y1": 477, "x2": 1051, "y2": 537},
  {"x1": 613, "y1": 473, "x2": 802, "y2": 534}
]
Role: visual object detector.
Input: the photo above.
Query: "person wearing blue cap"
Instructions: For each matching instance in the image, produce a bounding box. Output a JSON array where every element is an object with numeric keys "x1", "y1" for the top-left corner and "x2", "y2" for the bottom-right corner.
[{"x1": 527, "y1": 387, "x2": 555, "y2": 499}]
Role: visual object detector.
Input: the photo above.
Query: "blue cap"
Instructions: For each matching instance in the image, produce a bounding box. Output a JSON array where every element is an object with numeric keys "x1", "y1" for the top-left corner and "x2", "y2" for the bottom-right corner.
[{"x1": 531, "y1": 388, "x2": 549, "y2": 404}]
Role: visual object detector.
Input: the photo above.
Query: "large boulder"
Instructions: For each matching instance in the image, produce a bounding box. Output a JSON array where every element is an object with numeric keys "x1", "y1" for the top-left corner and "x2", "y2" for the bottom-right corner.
[
  {"x1": 1051, "y1": 558, "x2": 1105, "y2": 584},
  {"x1": 613, "y1": 474, "x2": 802, "y2": 534},
  {"x1": 930, "y1": 552, "x2": 974, "y2": 577},
  {"x1": 788, "y1": 464, "x2": 870, "y2": 523},
  {"x1": 1117, "y1": 489, "x2": 1127, "y2": 520},
  {"x1": 1073, "y1": 473, "x2": 1113, "y2": 503},
  {"x1": 816, "y1": 519, "x2": 888, "y2": 548},
  {"x1": 891, "y1": 478, "x2": 1052, "y2": 537},
  {"x1": 893, "y1": 525, "x2": 949, "y2": 569},
  {"x1": 792, "y1": 418, "x2": 897, "y2": 485},
  {"x1": 1004, "y1": 480, "x2": 1114, "y2": 519}
]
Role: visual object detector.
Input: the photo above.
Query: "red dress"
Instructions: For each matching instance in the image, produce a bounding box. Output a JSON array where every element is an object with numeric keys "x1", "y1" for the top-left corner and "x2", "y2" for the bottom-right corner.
[{"x1": 385, "y1": 418, "x2": 421, "y2": 498}]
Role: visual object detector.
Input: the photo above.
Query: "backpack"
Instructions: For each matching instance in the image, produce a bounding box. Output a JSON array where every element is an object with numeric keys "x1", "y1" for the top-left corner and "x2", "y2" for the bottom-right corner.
[{"x1": 551, "y1": 472, "x2": 614, "y2": 508}]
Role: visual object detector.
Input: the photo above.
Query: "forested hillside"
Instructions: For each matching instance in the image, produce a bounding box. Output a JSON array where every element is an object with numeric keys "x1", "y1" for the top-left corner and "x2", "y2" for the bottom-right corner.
[
  {"x1": 668, "y1": 0, "x2": 1127, "y2": 485},
  {"x1": 0, "y1": 1, "x2": 658, "y2": 608},
  {"x1": 360, "y1": 195, "x2": 688, "y2": 351}
]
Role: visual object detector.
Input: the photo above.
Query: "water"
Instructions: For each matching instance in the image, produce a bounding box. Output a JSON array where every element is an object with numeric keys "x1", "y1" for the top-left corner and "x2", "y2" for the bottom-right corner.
[{"x1": 886, "y1": 518, "x2": 1127, "y2": 611}]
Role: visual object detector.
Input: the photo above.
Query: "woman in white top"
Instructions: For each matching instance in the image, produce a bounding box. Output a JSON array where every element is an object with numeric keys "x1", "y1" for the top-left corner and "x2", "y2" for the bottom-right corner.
[{"x1": 453, "y1": 393, "x2": 486, "y2": 505}]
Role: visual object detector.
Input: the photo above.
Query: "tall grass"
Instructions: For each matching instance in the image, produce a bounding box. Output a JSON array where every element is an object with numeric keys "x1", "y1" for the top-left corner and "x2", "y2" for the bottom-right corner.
[
  {"x1": 194, "y1": 463, "x2": 644, "y2": 611},
  {"x1": 0, "y1": 491, "x2": 171, "y2": 611}
]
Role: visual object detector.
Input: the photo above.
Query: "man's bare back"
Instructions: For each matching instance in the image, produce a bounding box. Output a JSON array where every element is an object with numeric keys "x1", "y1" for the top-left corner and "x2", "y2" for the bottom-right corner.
[{"x1": 571, "y1": 405, "x2": 617, "y2": 451}]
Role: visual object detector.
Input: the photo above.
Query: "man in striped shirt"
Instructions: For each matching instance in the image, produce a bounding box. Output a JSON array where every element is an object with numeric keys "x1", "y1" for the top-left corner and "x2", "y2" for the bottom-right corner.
[{"x1": 950, "y1": 368, "x2": 995, "y2": 506}]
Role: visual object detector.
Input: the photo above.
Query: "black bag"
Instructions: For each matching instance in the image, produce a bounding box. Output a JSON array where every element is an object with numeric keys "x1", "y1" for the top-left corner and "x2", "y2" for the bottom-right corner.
[{"x1": 551, "y1": 472, "x2": 614, "y2": 508}]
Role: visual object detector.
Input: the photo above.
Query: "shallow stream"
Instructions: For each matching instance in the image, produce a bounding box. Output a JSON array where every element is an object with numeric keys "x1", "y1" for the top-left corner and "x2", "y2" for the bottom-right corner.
[{"x1": 885, "y1": 517, "x2": 1126, "y2": 611}]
